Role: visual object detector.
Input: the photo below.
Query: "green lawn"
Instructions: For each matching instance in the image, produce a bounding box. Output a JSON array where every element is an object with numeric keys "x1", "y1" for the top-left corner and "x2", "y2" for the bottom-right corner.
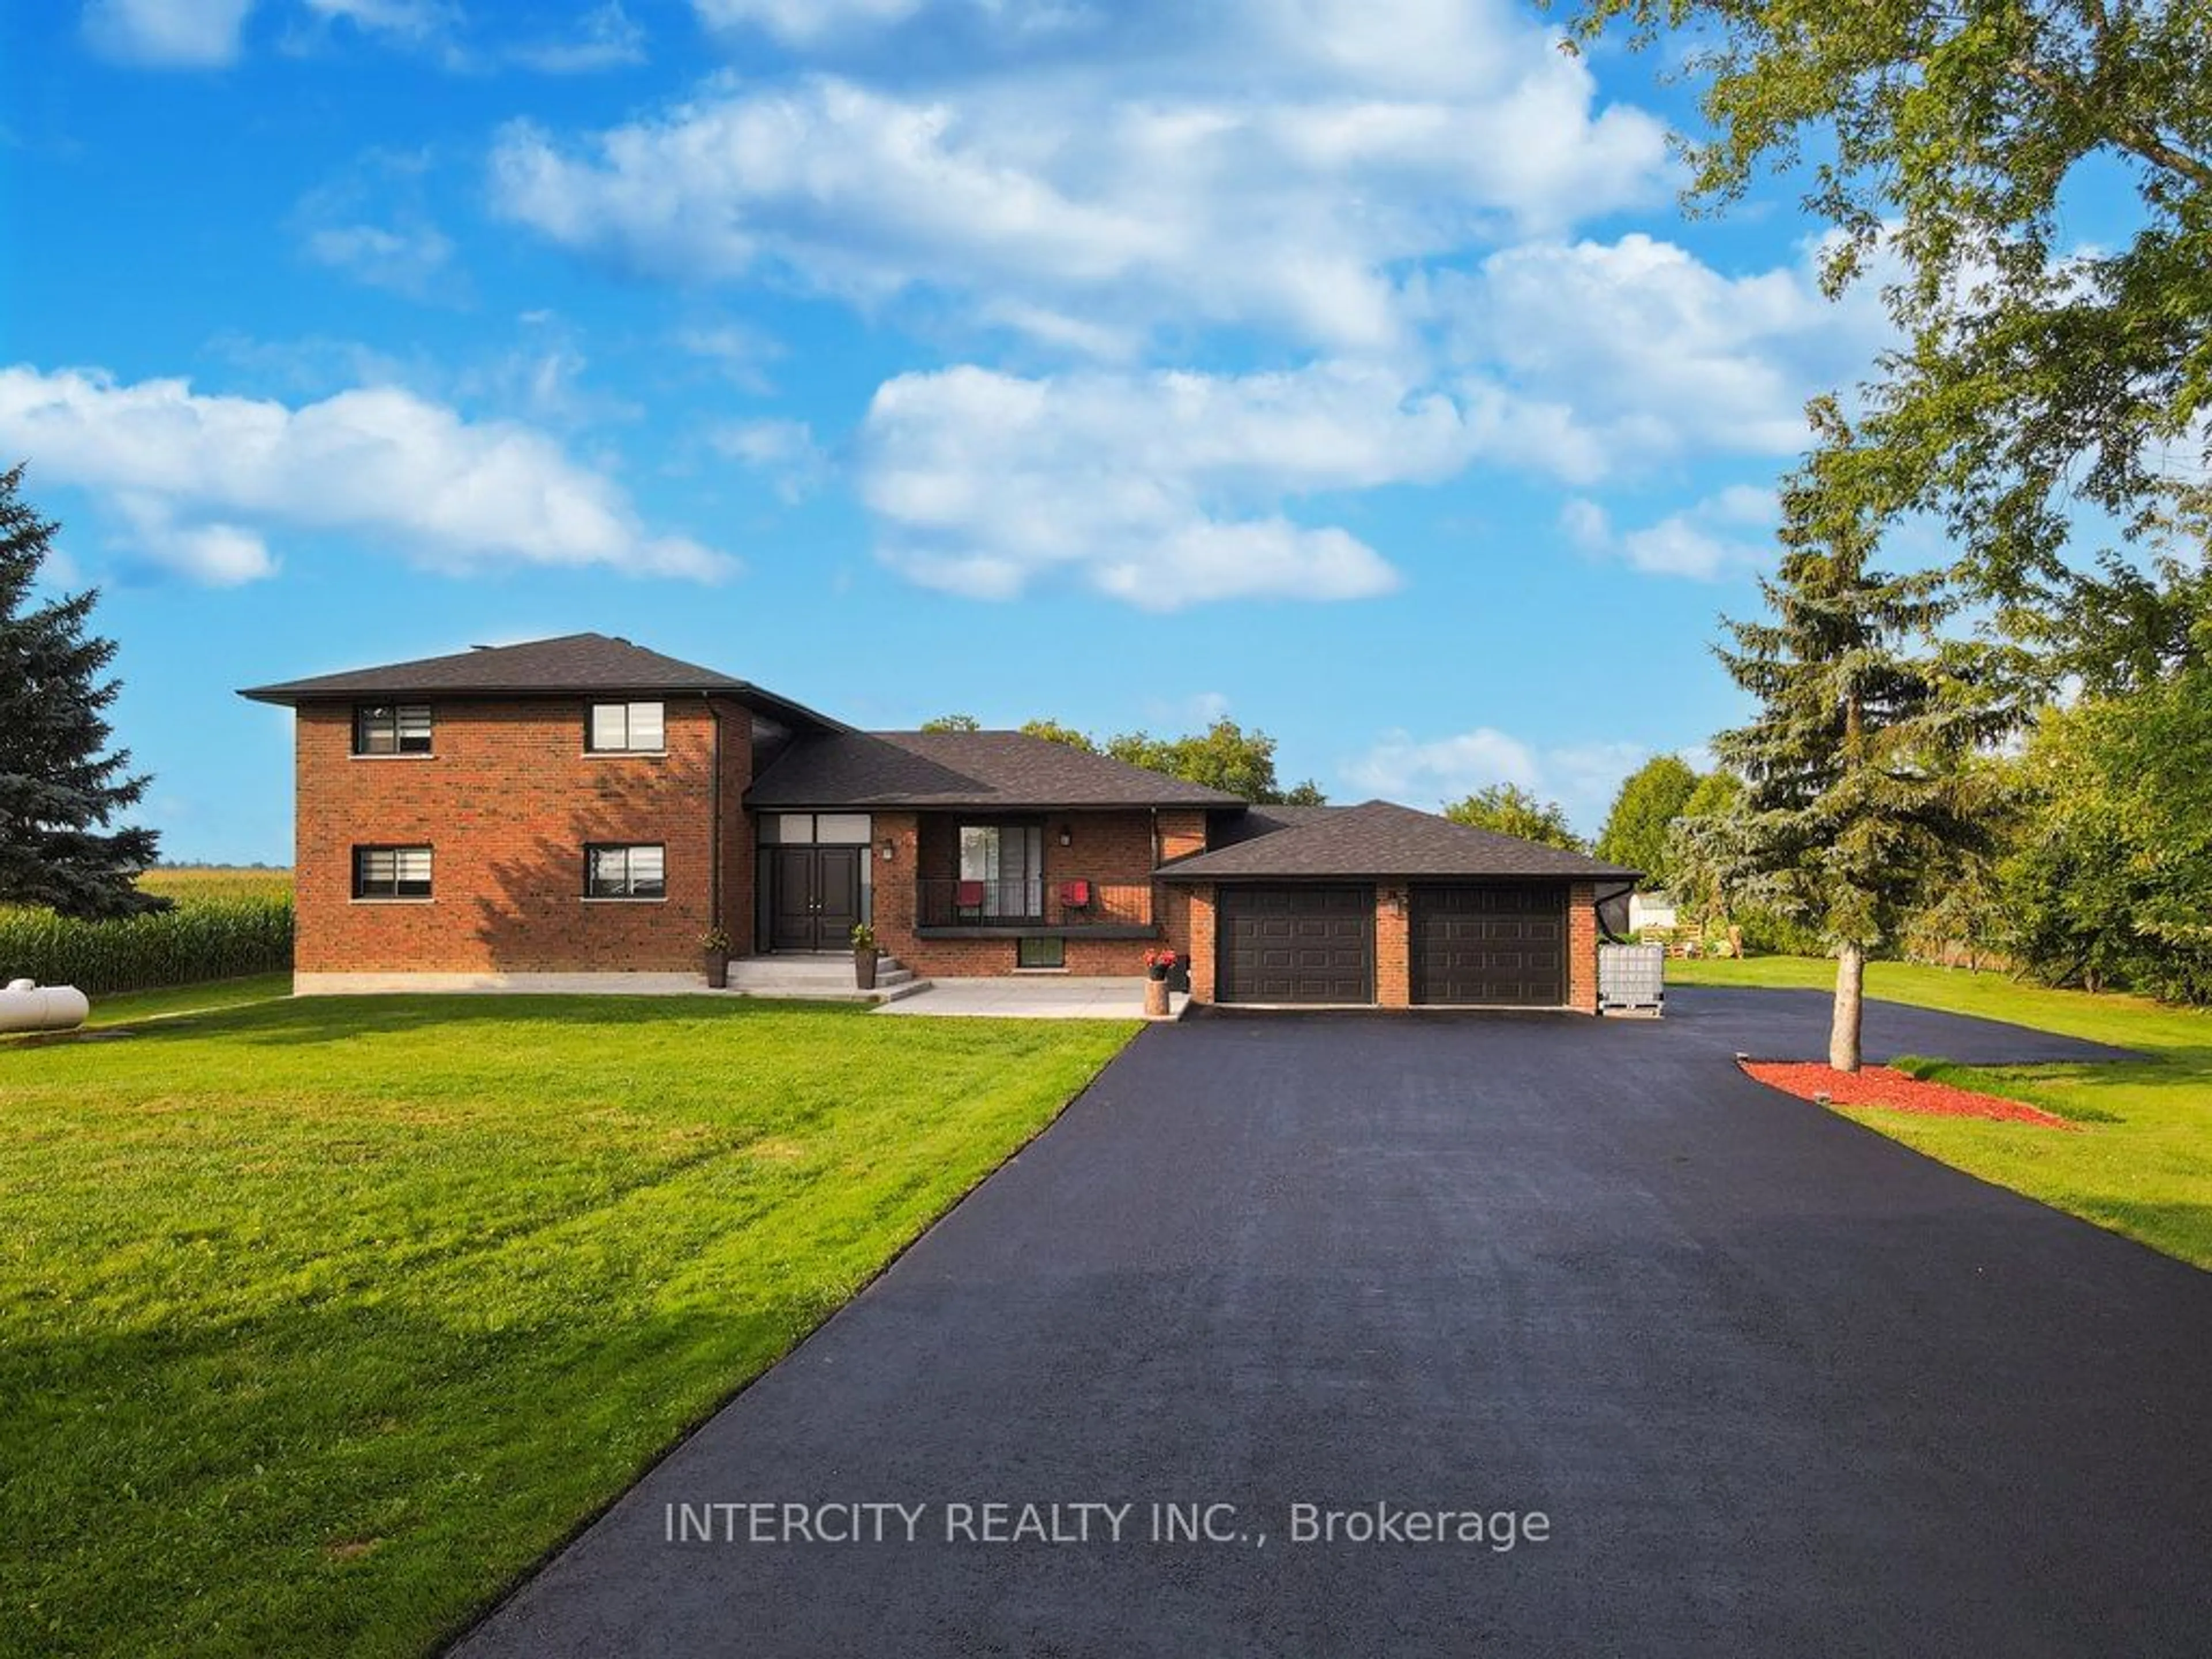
[
  {"x1": 1673, "y1": 956, "x2": 2212, "y2": 1269},
  {"x1": 1, "y1": 994, "x2": 1134, "y2": 1657}
]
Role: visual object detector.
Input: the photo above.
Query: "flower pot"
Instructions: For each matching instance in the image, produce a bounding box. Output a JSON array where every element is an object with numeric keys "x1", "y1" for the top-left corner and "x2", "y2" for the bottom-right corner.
[
  {"x1": 1146, "y1": 965, "x2": 1168, "y2": 982},
  {"x1": 855, "y1": 948, "x2": 879, "y2": 991},
  {"x1": 1143, "y1": 978, "x2": 1171, "y2": 1018},
  {"x1": 703, "y1": 950, "x2": 729, "y2": 989}
]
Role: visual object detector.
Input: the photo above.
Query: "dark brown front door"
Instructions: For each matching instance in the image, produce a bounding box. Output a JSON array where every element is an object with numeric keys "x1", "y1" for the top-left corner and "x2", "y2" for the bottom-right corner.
[
  {"x1": 1410, "y1": 884, "x2": 1566, "y2": 1005},
  {"x1": 1217, "y1": 885, "x2": 1375, "y2": 1004},
  {"x1": 770, "y1": 847, "x2": 862, "y2": 951}
]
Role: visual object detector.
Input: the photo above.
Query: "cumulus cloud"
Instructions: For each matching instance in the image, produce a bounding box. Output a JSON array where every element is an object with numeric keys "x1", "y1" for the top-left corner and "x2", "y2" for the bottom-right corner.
[
  {"x1": 856, "y1": 360, "x2": 1535, "y2": 606},
  {"x1": 84, "y1": 0, "x2": 257, "y2": 66},
  {"x1": 491, "y1": 0, "x2": 1671, "y2": 350},
  {"x1": 1345, "y1": 727, "x2": 1650, "y2": 831},
  {"x1": 0, "y1": 363, "x2": 731, "y2": 584},
  {"x1": 1560, "y1": 484, "x2": 1779, "y2": 580},
  {"x1": 1425, "y1": 232, "x2": 1894, "y2": 472}
]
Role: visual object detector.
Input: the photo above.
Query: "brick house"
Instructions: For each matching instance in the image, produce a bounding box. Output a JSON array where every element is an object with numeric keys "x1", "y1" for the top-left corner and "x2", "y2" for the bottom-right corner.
[{"x1": 242, "y1": 634, "x2": 1637, "y2": 1009}]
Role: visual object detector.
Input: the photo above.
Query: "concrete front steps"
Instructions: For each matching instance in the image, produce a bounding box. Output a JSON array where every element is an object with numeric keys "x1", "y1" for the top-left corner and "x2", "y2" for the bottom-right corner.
[{"x1": 718, "y1": 953, "x2": 929, "y2": 1005}]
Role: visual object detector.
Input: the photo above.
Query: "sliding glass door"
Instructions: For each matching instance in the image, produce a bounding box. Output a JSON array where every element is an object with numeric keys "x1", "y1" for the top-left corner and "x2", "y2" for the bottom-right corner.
[{"x1": 958, "y1": 824, "x2": 1044, "y2": 919}]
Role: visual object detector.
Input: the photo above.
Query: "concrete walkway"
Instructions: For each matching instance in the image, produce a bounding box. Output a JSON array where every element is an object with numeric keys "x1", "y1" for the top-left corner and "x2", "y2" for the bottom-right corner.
[{"x1": 874, "y1": 975, "x2": 1185, "y2": 1020}]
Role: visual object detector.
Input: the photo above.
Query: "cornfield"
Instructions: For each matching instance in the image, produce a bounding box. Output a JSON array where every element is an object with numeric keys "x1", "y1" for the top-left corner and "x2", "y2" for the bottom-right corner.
[{"x1": 0, "y1": 868, "x2": 294, "y2": 994}]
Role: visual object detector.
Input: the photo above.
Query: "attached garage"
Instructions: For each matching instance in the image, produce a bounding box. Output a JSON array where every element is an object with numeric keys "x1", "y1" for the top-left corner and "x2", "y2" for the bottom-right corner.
[
  {"x1": 1217, "y1": 884, "x2": 1375, "y2": 1005},
  {"x1": 1410, "y1": 884, "x2": 1566, "y2": 1006},
  {"x1": 1160, "y1": 800, "x2": 1637, "y2": 1012}
]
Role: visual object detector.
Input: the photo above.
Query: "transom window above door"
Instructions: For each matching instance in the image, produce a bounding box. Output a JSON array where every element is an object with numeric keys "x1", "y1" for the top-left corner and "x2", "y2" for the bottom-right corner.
[
  {"x1": 587, "y1": 701, "x2": 665, "y2": 753},
  {"x1": 758, "y1": 813, "x2": 873, "y2": 844}
]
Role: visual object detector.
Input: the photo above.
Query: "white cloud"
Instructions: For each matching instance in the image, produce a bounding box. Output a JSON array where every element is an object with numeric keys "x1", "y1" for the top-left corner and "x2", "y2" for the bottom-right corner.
[
  {"x1": 858, "y1": 359, "x2": 1529, "y2": 607},
  {"x1": 301, "y1": 0, "x2": 454, "y2": 40},
  {"x1": 692, "y1": 0, "x2": 922, "y2": 43},
  {"x1": 491, "y1": 1, "x2": 1670, "y2": 351},
  {"x1": 713, "y1": 418, "x2": 829, "y2": 502},
  {"x1": 302, "y1": 221, "x2": 455, "y2": 298},
  {"x1": 84, "y1": 0, "x2": 257, "y2": 66},
  {"x1": 1561, "y1": 484, "x2": 1778, "y2": 580},
  {"x1": 509, "y1": 2, "x2": 647, "y2": 73},
  {"x1": 1345, "y1": 727, "x2": 1649, "y2": 832},
  {"x1": 1426, "y1": 232, "x2": 1893, "y2": 472},
  {"x1": 0, "y1": 363, "x2": 732, "y2": 584}
]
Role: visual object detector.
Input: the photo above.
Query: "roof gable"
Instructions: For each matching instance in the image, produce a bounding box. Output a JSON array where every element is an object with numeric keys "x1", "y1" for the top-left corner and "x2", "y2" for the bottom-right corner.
[
  {"x1": 1157, "y1": 800, "x2": 1639, "y2": 881},
  {"x1": 238, "y1": 633, "x2": 845, "y2": 729},
  {"x1": 747, "y1": 729, "x2": 1247, "y2": 810}
]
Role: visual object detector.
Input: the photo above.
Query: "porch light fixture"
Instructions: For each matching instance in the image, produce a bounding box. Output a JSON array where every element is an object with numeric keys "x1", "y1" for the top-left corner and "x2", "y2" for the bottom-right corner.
[
  {"x1": 1058, "y1": 825, "x2": 1072, "y2": 847},
  {"x1": 880, "y1": 839, "x2": 896, "y2": 862}
]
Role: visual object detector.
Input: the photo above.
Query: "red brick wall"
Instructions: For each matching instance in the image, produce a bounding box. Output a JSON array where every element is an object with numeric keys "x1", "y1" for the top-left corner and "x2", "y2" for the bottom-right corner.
[
  {"x1": 1185, "y1": 884, "x2": 1217, "y2": 1002},
  {"x1": 1567, "y1": 880, "x2": 1599, "y2": 1013},
  {"x1": 294, "y1": 696, "x2": 749, "y2": 974},
  {"x1": 1374, "y1": 884, "x2": 1410, "y2": 1007},
  {"x1": 869, "y1": 808, "x2": 1201, "y2": 978}
]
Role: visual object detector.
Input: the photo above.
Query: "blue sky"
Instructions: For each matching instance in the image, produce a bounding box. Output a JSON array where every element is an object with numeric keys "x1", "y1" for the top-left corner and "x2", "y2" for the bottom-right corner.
[{"x1": 5, "y1": 0, "x2": 1926, "y2": 863}]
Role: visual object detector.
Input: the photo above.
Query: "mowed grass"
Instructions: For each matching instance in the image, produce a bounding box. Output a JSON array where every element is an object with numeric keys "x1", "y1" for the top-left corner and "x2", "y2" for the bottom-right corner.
[
  {"x1": 1, "y1": 995, "x2": 1134, "y2": 1657},
  {"x1": 1673, "y1": 956, "x2": 2212, "y2": 1268}
]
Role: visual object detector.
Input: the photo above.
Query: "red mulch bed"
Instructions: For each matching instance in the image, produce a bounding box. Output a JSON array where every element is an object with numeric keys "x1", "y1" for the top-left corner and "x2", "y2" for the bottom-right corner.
[{"x1": 1740, "y1": 1061, "x2": 2078, "y2": 1130}]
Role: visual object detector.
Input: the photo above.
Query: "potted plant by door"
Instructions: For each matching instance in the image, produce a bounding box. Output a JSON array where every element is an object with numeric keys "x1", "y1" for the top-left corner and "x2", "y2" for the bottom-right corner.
[
  {"x1": 1142, "y1": 948, "x2": 1179, "y2": 1017},
  {"x1": 852, "y1": 922, "x2": 880, "y2": 990},
  {"x1": 700, "y1": 926, "x2": 733, "y2": 989}
]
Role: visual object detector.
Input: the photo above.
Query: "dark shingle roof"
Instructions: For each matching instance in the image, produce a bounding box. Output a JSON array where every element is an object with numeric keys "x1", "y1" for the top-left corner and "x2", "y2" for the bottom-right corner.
[
  {"x1": 1157, "y1": 800, "x2": 1639, "y2": 881},
  {"x1": 747, "y1": 730, "x2": 1247, "y2": 810},
  {"x1": 239, "y1": 634, "x2": 844, "y2": 729}
]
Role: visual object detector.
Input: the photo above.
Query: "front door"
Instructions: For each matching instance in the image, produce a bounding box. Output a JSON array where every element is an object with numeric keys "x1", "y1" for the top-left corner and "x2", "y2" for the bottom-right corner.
[{"x1": 770, "y1": 846, "x2": 862, "y2": 951}]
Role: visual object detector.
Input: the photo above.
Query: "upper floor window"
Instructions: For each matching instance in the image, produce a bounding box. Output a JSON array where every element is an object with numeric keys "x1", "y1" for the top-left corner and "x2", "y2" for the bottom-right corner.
[
  {"x1": 354, "y1": 845, "x2": 432, "y2": 900},
  {"x1": 588, "y1": 701, "x2": 665, "y2": 753},
  {"x1": 354, "y1": 703, "x2": 432, "y2": 755},
  {"x1": 586, "y1": 843, "x2": 665, "y2": 900}
]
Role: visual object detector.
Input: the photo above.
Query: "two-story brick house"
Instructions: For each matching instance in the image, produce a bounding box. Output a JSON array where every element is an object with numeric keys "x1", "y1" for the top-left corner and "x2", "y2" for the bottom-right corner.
[{"x1": 243, "y1": 634, "x2": 1636, "y2": 1009}]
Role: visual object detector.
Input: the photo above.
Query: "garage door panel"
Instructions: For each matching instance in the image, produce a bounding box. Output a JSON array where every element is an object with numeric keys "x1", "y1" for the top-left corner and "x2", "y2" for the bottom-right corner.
[
  {"x1": 1411, "y1": 884, "x2": 1567, "y2": 1006},
  {"x1": 1219, "y1": 885, "x2": 1375, "y2": 1004}
]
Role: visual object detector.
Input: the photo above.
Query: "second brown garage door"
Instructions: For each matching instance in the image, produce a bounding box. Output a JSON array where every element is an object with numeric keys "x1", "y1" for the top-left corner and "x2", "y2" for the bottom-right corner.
[
  {"x1": 1217, "y1": 885, "x2": 1375, "y2": 1004},
  {"x1": 1411, "y1": 884, "x2": 1566, "y2": 1006}
]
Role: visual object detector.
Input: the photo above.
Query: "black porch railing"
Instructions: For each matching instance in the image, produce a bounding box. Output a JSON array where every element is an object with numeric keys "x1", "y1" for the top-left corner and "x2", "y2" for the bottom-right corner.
[{"x1": 914, "y1": 876, "x2": 1153, "y2": 930}]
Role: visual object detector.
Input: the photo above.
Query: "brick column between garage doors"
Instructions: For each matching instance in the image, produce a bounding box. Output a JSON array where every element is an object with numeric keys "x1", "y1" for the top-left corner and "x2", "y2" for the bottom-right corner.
[
  {"x1": 1568, "y1": 880, "x2": 1598, "y2": 1013},
  {"x1": 1376, "y1": 885, "x2": 1410, "y2": 1007}
]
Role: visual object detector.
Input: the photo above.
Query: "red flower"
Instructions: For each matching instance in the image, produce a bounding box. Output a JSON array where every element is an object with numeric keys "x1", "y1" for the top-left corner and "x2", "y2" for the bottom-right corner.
[{"x1": 1144, "y1": 948, "x2": 1180, "y2": 969}]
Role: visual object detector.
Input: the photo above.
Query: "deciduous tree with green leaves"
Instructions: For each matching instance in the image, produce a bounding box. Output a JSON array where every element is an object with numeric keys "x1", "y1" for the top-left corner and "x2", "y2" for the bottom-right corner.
[
  {"x1": 1594, "y1": 753, "x2": 1699, "y2": 887},
  {"x1": 1441, "y1": 783, "x2": 1586, "y2": 852},
  {"x1": 1562, "y1": 0, "x2": 2212, "y2": 675},
  {"x1": 0, "y1": 464, "x2": 166, "y2": 921},
  {"x1": 1706, "y1": 430, "x2": 2021, "y2": 1069}
]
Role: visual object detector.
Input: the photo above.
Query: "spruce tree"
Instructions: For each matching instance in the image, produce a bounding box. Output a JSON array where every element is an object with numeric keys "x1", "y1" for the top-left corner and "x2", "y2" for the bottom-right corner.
[
  {"x1": 0, "y1": 464, "x2": 166, "y2": 920},
  {"x1": 1707, "y1": 412, "x2": 2017, "y2": 1070}
]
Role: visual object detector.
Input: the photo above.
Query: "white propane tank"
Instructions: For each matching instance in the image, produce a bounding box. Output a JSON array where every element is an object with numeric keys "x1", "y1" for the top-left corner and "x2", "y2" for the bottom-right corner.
[{"x1": 0, "y1": 979, "x2": 92, "y2": 1033}]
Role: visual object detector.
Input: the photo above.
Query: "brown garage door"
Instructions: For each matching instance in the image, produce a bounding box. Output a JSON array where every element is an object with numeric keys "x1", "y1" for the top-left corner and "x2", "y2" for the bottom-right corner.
[
  {"x1": 1217, "y1": 885, "x2": 1375, "y2": 1004},
  {"x1": 1410, "y1": 884, "x2": 1566, "y2": 1006}
]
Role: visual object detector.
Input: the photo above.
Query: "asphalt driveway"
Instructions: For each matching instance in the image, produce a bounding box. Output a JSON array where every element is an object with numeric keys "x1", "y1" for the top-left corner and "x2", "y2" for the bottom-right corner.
[{"x1": 454, "y1": 993, "x2": 2210, "y2": 1657}]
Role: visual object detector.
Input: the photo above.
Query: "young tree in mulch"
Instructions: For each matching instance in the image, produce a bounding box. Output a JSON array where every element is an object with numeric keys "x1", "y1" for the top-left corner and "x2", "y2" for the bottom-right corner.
[
  {"x1": 1705, "y1": 413, "x2": 2021, "y2": 1070},
  {"x1": 0, "y1": 463, "x2": 167, "y2": 920}
]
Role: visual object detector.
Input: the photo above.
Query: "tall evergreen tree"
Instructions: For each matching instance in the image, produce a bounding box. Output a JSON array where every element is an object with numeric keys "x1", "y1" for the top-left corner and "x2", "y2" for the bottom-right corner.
[
  {"x1": 0, "y1": 464, "x2": 166, "y2": 919},
  {"x1": 1707, "y1": 421, "x2": 2018, "y2": 1069},
  {"x1": 1594, "y1": 753, "x2": 1699, "y2": 888}
]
